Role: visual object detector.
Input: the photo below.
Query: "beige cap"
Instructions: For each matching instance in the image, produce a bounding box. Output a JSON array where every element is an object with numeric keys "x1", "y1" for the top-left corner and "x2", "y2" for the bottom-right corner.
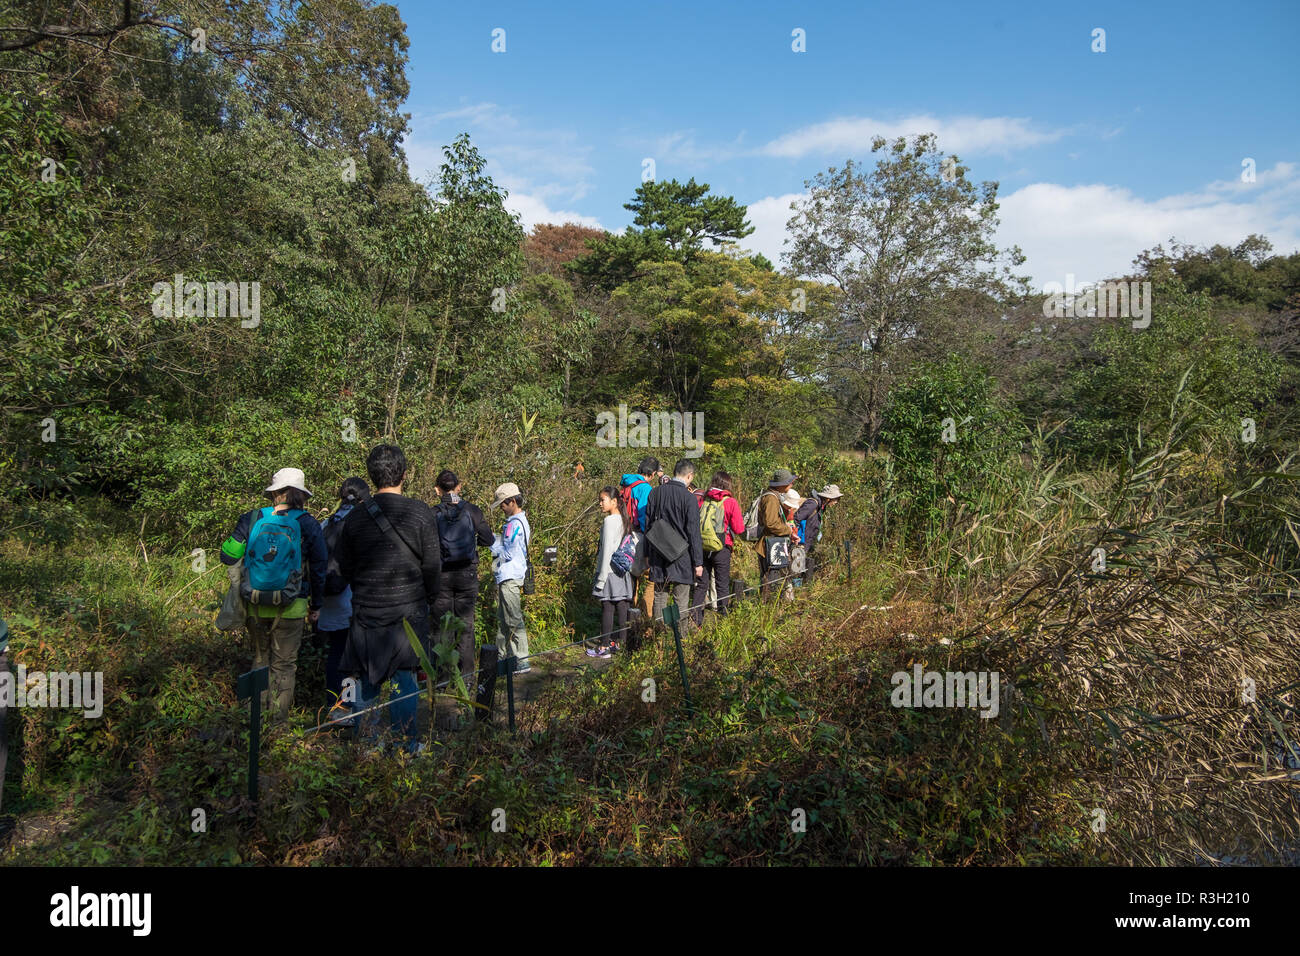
[
  {"x1": 818, "y1": 484, "x2": 844, "y2": 500},
  {"x1": 265, "y1": 467, "x2": 312, "y2": 497},
  {"x1": 490, "y1": 482, "x2": 522, "y2": 509}
]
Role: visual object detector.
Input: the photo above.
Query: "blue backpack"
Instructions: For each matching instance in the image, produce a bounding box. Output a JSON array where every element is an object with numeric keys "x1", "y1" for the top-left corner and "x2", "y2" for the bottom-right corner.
[
  {"x1": 610, "y1": 532, "x2": 638, "y2": 576},
  {"x1": 240, "y1": 506, "x2": 306, "y2": 605}
]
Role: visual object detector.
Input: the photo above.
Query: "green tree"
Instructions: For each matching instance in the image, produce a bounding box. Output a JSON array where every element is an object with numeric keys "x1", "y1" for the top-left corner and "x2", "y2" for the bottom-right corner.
[
  {"x1": 570, "y1": 178, "x2": 755, "y2": 290},
  {"x1": 611, "y1": 250, "x2": 824, "y2": 446},
  {"x1": 786, "y1": 134, "x2": 1028, "y2": 449},
  {"x1": 1134, "y1": 236, "x2": 1300, "y2": 313},
  {"x1": 880, "y1": 356, "x2": 1020, "y2": 541},
  {"x1": 1066, "y1": 283, "x2": 1284, "y2": 460}
]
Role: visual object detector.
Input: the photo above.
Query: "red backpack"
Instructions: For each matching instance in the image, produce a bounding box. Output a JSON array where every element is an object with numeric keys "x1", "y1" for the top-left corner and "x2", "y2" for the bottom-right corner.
[{"x1": 620, "y1": 478, "x2": 649, "y2": 532}]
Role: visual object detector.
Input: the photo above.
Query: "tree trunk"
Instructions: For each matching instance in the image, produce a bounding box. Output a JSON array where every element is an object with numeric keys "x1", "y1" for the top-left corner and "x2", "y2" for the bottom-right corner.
[{"x1": 384, "y1": 294, "x2": 412, "y2": 439}]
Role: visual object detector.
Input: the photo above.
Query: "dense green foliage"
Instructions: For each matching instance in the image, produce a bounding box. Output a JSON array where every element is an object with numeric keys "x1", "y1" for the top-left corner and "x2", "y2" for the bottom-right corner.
[
  {"x1": 2, "y1": 0, "x2": 1298, "y2": 866},
  {"x1": 880, "y1": 356, "x2": 1021, "y2": 541}
]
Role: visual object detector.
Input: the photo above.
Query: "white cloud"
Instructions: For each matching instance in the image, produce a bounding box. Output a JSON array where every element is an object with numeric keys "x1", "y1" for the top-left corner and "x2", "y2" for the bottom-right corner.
[
  {"x1": 739, "y1": 163, "x2": 1300, "y2": 289},
  {"x1": 430, "y1": 102, "x2": 517, "y2": 129},
  {"x1": 404, "y1": 100, "x2": 596, "y2": 209},
  {"x1": 505, "y1": 191, "x2": 605, "y2": 233},
  {"x1": 761, "y1": 114, "x2": 1067, "y2": 160},
  {"x1": 646, "y1": 130, "x2": 749, "y2": 168},
  {"x1": 999, "y1": 162, "x2": 1300, "y2": 289},
  {"x1": 402, "y1": 138, "x2": 443, "y2": 185},
  {"x1": 743, "y1": 192, "x2": 808, "y2": 268}
]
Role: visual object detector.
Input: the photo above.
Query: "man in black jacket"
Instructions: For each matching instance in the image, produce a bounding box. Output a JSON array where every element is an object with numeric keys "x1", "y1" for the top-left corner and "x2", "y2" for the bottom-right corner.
[
  {"x1": 431, "y1": 469, "x2": 494, "y2": 705},
  {"x1": 337, "y1": 444, "x2": 441, "y2": 748},
  {"x1": 644, "y1": 458, "x2": 704, "y2": 636}
]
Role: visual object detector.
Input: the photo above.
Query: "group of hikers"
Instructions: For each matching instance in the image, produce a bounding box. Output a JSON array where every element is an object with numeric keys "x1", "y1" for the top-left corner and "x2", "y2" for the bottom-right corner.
[
  {"x1": 595, "y1": 457, "x2": 843, "y2": 658},
  {"x1": 217, "y1": 444, "x2": 844, "y2": 750}
]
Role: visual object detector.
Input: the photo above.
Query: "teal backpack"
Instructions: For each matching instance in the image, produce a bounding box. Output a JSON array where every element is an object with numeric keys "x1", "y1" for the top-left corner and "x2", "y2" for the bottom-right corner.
[{"x1": 240, "y1": 506, "x2": 306, "y2": 606}]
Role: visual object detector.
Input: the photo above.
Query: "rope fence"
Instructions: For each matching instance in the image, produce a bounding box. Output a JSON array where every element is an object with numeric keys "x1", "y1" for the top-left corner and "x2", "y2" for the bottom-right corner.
[
  {"x1": 235, "y1": 537, "x2": 855, "y2": 800},
  {"x1": 309, "y1": 541, "x2": 850, "y2": 728}
]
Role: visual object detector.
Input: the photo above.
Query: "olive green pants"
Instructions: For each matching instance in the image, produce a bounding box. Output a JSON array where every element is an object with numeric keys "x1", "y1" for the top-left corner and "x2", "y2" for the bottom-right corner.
[{"x1": 245, "y1": 611, "x2": 304, "y2": 721}]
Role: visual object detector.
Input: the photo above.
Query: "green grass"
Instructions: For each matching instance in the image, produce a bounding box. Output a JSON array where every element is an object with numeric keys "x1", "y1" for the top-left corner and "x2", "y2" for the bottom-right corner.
[{"x1": 3, "y1": 428, "x2": 1297, "y2": 865}]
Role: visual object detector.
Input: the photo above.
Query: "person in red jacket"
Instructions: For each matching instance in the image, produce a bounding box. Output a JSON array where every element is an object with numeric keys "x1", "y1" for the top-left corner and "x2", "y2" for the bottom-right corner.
[{"x1": 690, "y1": 470, "x2": 746, "y2": 627}]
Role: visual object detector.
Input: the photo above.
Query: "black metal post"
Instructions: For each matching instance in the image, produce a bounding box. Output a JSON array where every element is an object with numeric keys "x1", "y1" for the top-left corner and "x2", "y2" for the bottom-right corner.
[
  {"x1": 505, "y1": 656, "x2": 517, "y2": 732},
  {"x1": 236, "y1": 666, "x2": 269, "y2": 803},
  {"x1": 663, "y1": 602, "x2": 694, "y2": 716}
]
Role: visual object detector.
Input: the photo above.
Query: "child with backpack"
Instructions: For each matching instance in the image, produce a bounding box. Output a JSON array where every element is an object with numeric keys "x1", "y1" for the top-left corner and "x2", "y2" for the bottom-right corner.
[
  {"x1": 782, "y1": 488, "x2": 807, "y2": 596},
  {"x1": 690, "y1": 470, "x2": 746, "y2": 627},
  {"x1": 619, "y1": 458, "x2": 660, "y2": 637},
  {"x1": 219, "y1": 467, "x2": 328, "y2": 722},
  {"x1": 316, "y1": 477, "x2": 370, "y2": 725},
  {"x1": 589, "y1": 487, "x2": 636, "y2": 658}
]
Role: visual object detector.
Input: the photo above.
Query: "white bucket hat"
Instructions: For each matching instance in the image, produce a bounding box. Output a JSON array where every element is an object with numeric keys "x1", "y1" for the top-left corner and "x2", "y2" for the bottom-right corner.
[
  {"x1": 780, "y1": 488, "x2": 803, "y2": 510},
  {"x1": 818, "y1": 484, "x2": 844, "y2": 500},
  {"x1": 265, "y1": 467, "x2": 312, "y2": 498},
  {"x1": 490, "y1": 482, "x2": 522, "y2": 509}
]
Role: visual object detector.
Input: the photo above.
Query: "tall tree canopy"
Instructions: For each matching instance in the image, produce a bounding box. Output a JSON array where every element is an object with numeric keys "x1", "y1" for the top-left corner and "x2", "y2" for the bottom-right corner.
[
  {"x1": 569, "y1": 177, "x2": 755, "y2": 290},
  {"x1": 785, "y1": 134, "x2": 1028, "y2": 448}
]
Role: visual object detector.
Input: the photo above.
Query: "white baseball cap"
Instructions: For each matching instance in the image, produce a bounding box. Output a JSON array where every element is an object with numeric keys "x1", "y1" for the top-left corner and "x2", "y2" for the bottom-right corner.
[
  {"x1": 265, "y1": 467, "x2": 312, "y2": 497},
  {"x1": 490, "y1": 482, "x2": 522, "y2": 509}
]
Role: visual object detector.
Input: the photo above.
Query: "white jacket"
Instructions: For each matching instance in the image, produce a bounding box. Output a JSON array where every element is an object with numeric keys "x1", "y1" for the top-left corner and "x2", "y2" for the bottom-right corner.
[{"x1": 594, "y1": 513, "x2": 628, "y2": 592}]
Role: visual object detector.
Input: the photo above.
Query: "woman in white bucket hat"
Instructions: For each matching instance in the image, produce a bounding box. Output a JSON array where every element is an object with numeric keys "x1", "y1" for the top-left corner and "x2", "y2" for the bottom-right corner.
[{"x1": 218, "y1": 466, "x2": 327, "y2": 721}]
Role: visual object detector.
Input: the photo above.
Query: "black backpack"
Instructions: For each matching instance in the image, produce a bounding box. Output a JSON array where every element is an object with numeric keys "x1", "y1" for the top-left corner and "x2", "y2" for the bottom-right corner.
[
  {"x1": 321, "y1": 511, "x2": 349, "y2": 596},
  {"x1": 436, "y1": 500, "x2": 477, "y2": 564}
]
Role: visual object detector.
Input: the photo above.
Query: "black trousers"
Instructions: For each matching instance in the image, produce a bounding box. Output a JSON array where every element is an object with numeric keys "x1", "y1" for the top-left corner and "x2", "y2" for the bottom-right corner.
[
  {"x1": 600, "y1": 600, "x2": 630, "y2": 645},
  {"x1": 759, "y1": 554, "x2": 791, "y2": 600},
  {"x1": 433, "y1": 565, "x2": 480, "y2": 679},
  {"x1": 804, "y1": 545, "x2": 820, "y2": 583},
  {"x1": 316, "y1": 627, "x2": 349, "y2": 701},
  {"x1": 690, "y1": 547, "x2": 733, "y2": 626}
]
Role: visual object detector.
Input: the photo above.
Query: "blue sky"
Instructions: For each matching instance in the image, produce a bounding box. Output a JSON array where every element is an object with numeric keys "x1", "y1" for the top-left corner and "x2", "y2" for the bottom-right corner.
[{"x1": 397, "y1": 0, "x2": 1300, "y2": 288}]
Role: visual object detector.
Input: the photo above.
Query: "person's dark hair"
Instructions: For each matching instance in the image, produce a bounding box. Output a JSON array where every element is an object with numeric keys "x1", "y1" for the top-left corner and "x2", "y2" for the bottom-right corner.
[
  {"x1": 436, "y1": 469, "x2": 459, "y2": 493},
  {"x1": 673, "y1": 458, "x2": 695, "y2": 479},
  {"x1": 638, "y1": 456, "x2": 660, "y2": 477},
  {"x1": 366, "y1": 444, "x2": 406, "y2": 489},
  {"x1": 600, "y1": 485, "x2": 630, "y2": 538},
  {"x1": 709, "y1": 470, "x2": 732, "y2": 493},
  {"x1": 275, "y1": 488, "x2": 309, "y2": 510},
  {"x1": 505, "y1": 494, "x2": 525, "y2": 510},
  {"x1": 337, "y1": 477, "x2": 370, "y2": 509}
]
